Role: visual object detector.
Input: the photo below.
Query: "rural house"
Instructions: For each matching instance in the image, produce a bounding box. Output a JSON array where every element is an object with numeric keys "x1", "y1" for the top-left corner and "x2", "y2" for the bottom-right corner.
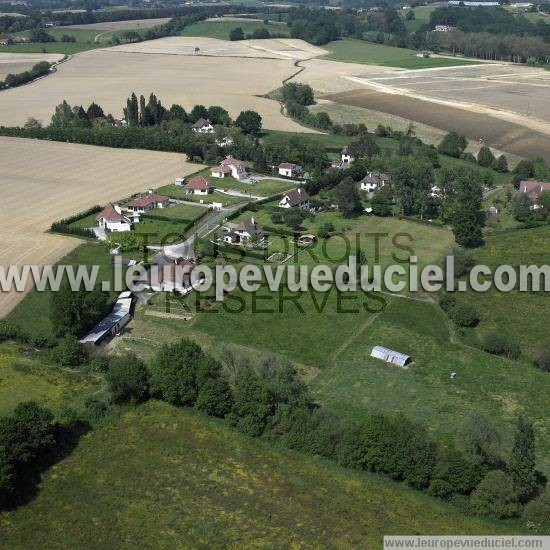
[
  {"x1": 279, "y1": 188, "x2": 310, "y2": 209},
  {"x1": 185, "y1": 176, "x2": 212, "y2": 195},
  {"x1": 146, "y1": 258, "x2": 195, "y2": 293},
  {"x1": 211, "y1": 156, "x2": 248, "y2": 181},
  {"x1": 488, "y1": 203, "x2": 500, "y2": 215},
  {"x1": 435, "y1": 25, "x2": 456, "y2": 32},
  {"x1": 127, "y1": 192, "x2": 170, "y2": 213},
  {"x1": 278, "y1": 163, "x2": 303, "y2": 178},
  {"x1": 360, "y1": 171, "x2": 391, "y2": 193},
  {"x1": 371, "y1": 346, "x2": 412, "y2": 368},
  {"x1": 223, "y1": 217, "x2": 264, "y2": 244},
  {"x1": 519, "y1": 180, "x2": 550, "y2": 207},
  {"x1": 191, "y1": 118, "x2": 214, "y2": 133},
  {"x1": 341, "y1": 147, "x2": 354, "y2": 165},
  {"x1": 0, "y1": 37, "x2": 13, "y2": 46},
  {"x1": 96, "y1": 203, "x2": 133, "y2": 232}
]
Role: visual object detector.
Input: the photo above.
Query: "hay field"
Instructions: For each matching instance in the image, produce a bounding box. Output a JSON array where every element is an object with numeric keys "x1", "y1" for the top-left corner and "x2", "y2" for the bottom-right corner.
[
  {"x1": 0, "y1": 53, "x2": 64, "y2": 80},
  {"x1": 57, "y1": 18, "x2": 172, "y2": 31},
  {"x1": 0, "y1": 137, "x2": 201, "y2": 317},
  {"x1": 0, "y1": 38, "x2": 320, "y2": 132}
]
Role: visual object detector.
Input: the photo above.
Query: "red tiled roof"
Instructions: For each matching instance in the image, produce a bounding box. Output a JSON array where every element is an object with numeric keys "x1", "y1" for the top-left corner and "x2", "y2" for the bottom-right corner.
[
  {"x1": 128, "y1": 194, "x2": 169, "y2": 208},
  {"x1": 186, "y1": 176, "x2": 211, "y2": 190},
  {"x1": 212, "y1": 165, "x2": 232, "y2": 174},
  {"x1": 279, "y1": 162, "x2": 298, "y2": 169},
  {"x1": 220, "y1": 156, "x2": 244, "y2": 168},
  {"x1": 96, "y1": 203, "x2": 130, "y2": 223}
]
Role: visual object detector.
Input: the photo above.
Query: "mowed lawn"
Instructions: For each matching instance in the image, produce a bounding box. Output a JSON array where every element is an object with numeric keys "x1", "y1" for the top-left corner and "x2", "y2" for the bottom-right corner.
[
  {"x1": 179, "y1": 19, "x2": 289, "y2": 40},
  {"x1": 322, "y1": 39, "x2": 480, "y2": 69},
  {"x1": 311, "y1": 297, "x2": 550, "y2": 475},
  {"x1": 0, "y1": 342, "x2": 101, "y2": 416},
  {"x1": 0, "y1": 401, "x2": 515, "y2": 546}
]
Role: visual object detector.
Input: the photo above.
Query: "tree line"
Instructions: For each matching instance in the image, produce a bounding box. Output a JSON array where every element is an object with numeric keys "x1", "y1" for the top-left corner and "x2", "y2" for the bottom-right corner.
[
  {"x1": 1, "y1": 333, "x2": 548, "y2": 527},
  {"x1": 0, "y1": 61, "x2": 51, "y2": 91}
]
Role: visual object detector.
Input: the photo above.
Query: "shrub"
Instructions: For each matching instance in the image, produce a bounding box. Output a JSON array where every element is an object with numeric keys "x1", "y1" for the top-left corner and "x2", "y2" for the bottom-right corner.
[
  {"x1": 54, "y1": 334, "x2": 87, "y2": 367},
  {"x1": 149, "y1": 338, "x2": 222, "y2": 406},
  {"x1": 270, "y1": 212, "x2": 283, "y2": 224},
  {"x1": 482, "y1": 332, "x2": 521, "y2": 359},
  {"x1": 438, "y1": 292, "x2": 456, "y2": 313},
  {"x1": 195, "y1": 378, "x2": 234, "y2": 418},
  {"x1": 470, "y1": 470, "x2": 520, "y2": 519},
  {"x1": 533, "y1": 347, "x2": 550, "y2": 372},
  {"x1": 523, "y1": 490, "x2": 550, "y2": 530},
  {"x1": 106, "y1": 353, "x2": 149, "y2": 403},
  {"x1": 449, "y1": 302, "x2": 479, "y2": 327},
  {"x1": 317, "y1": 222, "x2": 335, "y2": 238},
  {"x1": 0, "y1": 321, "x2": 23, "y2": 343}
]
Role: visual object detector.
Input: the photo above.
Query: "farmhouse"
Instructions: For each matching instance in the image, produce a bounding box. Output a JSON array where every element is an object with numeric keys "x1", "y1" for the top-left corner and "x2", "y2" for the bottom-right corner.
[
  {"x1": 96, "y1": 203, "x2": 133, "y2": 232},
  {"x1": 79, "y1": 291, "x2": 133, "y2": 345},
  {"x1": 371, "y1": 346, "x2": 412, "y2": 368},
  {"x1": 0, "y1": 37, "x2": 13, "y2": 45},
  {"x1": 448, "y1": 1, "x2": 499, "y2": 5},
  {"x1": 519, "y1": 180, "x2": 550, "y2": 202},
  {"x1": 211, "y1": 156, "x2": 248, "y2": 181},
  {"x1": 278, "y1": 162, "x2": 303, "y2": 178},
  {"x1": 279, "y1": 188, "x2": 310, "y2": 209},
  {"x1": 224, "y1": 217, "x2": 263, "y2": 244},
  {"x1": 185, "y1": 176, "x2": 212, "y2": 195},
  {"x1": 191, "y1": 118, "x2": 214, "y2": 133},
  {"x1": 341, "y1": 147, "x2": 354, "y2": 165},
  {"x1": 146, "y1": 258, "x2": 195, "y2": 293},
  {"x1": 127, "y1": 192, "x2": 170, "y2": 213},
  {"x1": 360, "y1": 171, "x2": 391, "y2": 193}
]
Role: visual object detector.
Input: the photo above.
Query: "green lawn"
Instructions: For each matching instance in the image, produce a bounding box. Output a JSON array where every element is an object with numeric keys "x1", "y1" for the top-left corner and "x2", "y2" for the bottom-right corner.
[
  {"x1": 142, "y1": 202, "x2": 207, "y2": 221},
  {"x1": 322, "y1": 39, "x2": 480, "y2": 69},
  {"x1": 0, "y1": 41, "x2": 103, "y2": 54},
  {"x1": 404, "y1": 5, "x2": 436, "y2": 32},
  {"x1": 0, "y1": 402, "x2": 515, "y2": 545},
  {"x1": 179, "y1": 19, "x2": 289, "y2": 40},
  {"x1": 0, "y1": 342, "x2": 102, "y2": 416}
]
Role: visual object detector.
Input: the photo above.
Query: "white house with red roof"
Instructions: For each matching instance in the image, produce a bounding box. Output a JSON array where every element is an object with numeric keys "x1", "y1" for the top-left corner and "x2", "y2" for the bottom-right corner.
[
  {"x1": 127, "y1": 192, "x2": 170, "y2": 213},
  {"x1": 185, "y1": 176, "x2": 212, "y2": 195},
  {"x1": 191, "y1": 118, "x2": 214, "y2": 134},
  {"x1": 278, "y1": 162, "x2": 303, "y2": 178},
  {"x1": 96, "y1": 203, "x2": 133, "y2": 232},
  {"x1": 211, "y1": 156, "x2": 247, "y2": 181}
]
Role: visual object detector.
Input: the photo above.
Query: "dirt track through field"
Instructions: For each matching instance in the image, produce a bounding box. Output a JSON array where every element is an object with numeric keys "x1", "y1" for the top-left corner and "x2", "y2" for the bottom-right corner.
[
  {"x1": 325, "y1": 89, "x2": 550, "y2": 162},
  {"x1": 0, "y1": 137, "x2": 203, "y2": 317}
]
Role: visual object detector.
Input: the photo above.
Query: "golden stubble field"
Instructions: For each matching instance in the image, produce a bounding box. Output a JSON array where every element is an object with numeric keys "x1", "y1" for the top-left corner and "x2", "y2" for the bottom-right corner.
[
  {"x1": 0, "y1": 53, "x2": 64, "y2": 81},
  {"x1": 0, "y1": 137, "x2": 202, "y2": 317},
  {"x1": 0, "y1": 37, "x2": 324, "y2": 132}
]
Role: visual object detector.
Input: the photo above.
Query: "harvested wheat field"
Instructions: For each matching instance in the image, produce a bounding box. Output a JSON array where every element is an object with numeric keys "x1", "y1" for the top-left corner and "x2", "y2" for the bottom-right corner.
[
  {"x1": 0, "y1": 137, "x2": 201, "y2": 317},
  {"x1": 57, "y1": 18, "x2": 172, "y2": 31},
  {"x1": 0, "y1": 53, "x2": 64, "y2": 80},
  {"x1": 0, "y1": 38, "x2": 319, "y2": 132},
  {"x1": 324, "y1": 88, "x2": 550, "y2": 162}
]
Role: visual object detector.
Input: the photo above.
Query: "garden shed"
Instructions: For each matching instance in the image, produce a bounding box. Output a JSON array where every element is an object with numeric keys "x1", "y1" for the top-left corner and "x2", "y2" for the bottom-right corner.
[{"x1": 370, "y1": 346, "x2": 412, "y2": 368}]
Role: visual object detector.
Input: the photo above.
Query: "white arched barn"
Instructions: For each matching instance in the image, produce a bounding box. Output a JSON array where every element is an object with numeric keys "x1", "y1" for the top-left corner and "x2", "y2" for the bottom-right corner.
[{"x1": 370, "y1": 346, "x2": 412, "y2": 368}]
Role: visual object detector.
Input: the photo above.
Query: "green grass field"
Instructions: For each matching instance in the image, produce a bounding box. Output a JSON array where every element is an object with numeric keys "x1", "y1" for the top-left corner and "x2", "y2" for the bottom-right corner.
[
  {"x1": 0, "y1": 342, "x2": 102, "y2": 416},
  {"x1": 310, "y1": 296, "x2": 550, "y2": 475},
  {"x1": 142, "y1": 202, "x2": 207, "y2": 221},
  {"x1": 179, "y1": 19, "x2": 289, "y2": 40},
  {"x1": 5, "y1": 242, "x2": 115, "y2": 341},
  {"x1": 457, "y1": 225, "x2": 550, "y2": 361},
  {"x1": 0, "y1": 401, "x2": 516, "y2": 546},
  {"x1": 404, "y1": 5, "x2": 436, "y2": 32},
  {"x1": 322, "y1": 39, "x2": 480, "y2": 69}
]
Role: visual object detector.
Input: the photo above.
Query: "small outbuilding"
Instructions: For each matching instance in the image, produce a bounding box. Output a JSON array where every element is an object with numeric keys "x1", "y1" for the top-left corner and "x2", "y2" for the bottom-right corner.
[{"x1": 370, "y1": 346, "x2": 412, "y2": 368}]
